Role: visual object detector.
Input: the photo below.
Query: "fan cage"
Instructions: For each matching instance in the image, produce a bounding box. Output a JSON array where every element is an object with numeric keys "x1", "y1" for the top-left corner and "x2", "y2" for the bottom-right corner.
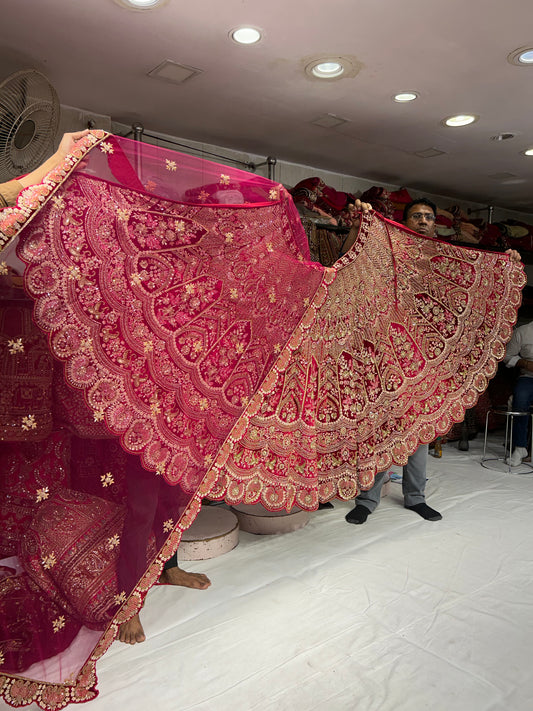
[{"x1": 0, "y1": 69, "x2": 60, "y2": 182}]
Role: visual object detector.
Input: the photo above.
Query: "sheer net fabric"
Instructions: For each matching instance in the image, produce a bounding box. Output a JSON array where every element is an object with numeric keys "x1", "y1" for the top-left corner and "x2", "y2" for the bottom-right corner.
[{"x1": 0, "y1": 131, "x2": 525, "y2": 708}]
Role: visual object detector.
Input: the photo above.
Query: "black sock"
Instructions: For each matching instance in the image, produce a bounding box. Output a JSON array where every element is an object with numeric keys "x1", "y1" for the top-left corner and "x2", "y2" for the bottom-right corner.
[
  {"x1": 405, "y1": 503, "x2": 442, "y2": 521},
  {"x1": 345, "y1": 505, "x2": 370, "y2": 525}
]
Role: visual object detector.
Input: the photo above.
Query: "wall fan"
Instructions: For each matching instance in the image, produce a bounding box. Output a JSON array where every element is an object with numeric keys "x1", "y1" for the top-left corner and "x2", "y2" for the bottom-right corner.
[{"x1": 0, "y1": 69, "x2": 60, "y2": 182}]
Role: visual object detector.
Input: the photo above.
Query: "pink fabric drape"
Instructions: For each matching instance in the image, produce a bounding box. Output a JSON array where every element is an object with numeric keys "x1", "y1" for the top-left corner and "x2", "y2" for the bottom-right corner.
[{"x1": 0, "y1": 131, "x2": 525, "y2": 708}]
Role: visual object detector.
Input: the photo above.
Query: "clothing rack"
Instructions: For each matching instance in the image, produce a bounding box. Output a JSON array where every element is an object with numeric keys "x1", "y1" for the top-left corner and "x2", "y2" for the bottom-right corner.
[
  {"x1": 467, "y1": 204, "x2": 494, "y2": 224},
  {"x1": 126, "y1": 122, "x2": 277, "y2": 180}
]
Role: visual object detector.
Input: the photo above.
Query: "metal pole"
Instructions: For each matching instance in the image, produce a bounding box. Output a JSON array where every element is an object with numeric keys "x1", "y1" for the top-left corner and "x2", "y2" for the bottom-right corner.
[
  {"x1": 266, "y1": 156, "x2": 277, "y2": 182},
  {"x1": 131, "y1": 123, "x2": 144, "y2": 179}
]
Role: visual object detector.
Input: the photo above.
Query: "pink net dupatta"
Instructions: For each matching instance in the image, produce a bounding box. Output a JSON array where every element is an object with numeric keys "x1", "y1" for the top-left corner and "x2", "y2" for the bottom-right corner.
[{"x1": 0, "y1": 130, "x2": 525, "y2": 708}]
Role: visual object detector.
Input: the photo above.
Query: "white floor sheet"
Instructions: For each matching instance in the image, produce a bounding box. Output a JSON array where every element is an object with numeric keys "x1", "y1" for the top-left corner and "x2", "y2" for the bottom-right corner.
[{"x1": 4, "y1": 434, "x2": 533, "y2": 711}]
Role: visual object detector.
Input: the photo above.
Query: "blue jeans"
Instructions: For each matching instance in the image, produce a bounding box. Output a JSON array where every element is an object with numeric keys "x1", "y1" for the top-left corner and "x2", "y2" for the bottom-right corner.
[{"x1": 511, "y1": 376, "x2": 533, "y2": 448}]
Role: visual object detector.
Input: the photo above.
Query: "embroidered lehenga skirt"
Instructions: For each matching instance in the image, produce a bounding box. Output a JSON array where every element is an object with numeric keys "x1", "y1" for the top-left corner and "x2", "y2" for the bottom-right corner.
[{"x1": 0, "y1": 132, "x2": 524, "y2": 708}]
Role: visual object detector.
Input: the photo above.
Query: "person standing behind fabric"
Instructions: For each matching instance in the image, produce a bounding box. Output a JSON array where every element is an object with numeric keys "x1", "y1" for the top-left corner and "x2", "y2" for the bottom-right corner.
[
  {"x1": 503, "y1": 321, "x2": 533, "y2": 466},
  {"x1": 345, "y1": 198, "x2": 521, "y2": 525}
]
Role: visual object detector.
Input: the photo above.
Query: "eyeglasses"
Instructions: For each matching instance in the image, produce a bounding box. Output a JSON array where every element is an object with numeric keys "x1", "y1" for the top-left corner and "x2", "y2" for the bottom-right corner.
[{"x1": 409, "y1": 212, "x2": 435, "y2": 222}]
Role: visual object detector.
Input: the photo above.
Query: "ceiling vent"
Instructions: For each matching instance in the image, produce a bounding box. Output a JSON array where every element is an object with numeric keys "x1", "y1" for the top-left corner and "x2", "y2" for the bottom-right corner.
[
  {"x1": 490, "y1": 133, "x2": 515, "y2": 141},
  {"x1": 414, "y1": 147, "x2": 446, "y2": 158},
  {"x1": 310, "y1": 114, "x2": 349, "y2": 129},
  {"x1": 147, "y1": 60, "x2": 202, "y2": 84}
]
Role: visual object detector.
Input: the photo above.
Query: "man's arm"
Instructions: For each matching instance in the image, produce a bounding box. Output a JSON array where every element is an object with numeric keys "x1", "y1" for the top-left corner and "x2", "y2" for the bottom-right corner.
[
  {"x1": 504, "y1": 327, "x2": 523, "y2": 368},
  {"x1": 339, "y1": 199, "x2": 373, "y2": 255},
  {"x1": 0, "y1": 130, "x2": 90, "y2": 207}
]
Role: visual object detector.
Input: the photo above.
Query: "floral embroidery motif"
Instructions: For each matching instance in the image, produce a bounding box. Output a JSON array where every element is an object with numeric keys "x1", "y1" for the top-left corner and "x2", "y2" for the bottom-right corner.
[
  {"x1": 7, "y1": 338, "x2": 24, "y2": 354},
  {"x1": 21, "y1": 415, "x2": 37, "y2": 431},
  {"x1": 269, "y1": 188, "x2": 279, "y2": 200},
  {"x1": 219, "y1": 174, "x2": 230, "y2": 185},
  {"x1": 52, "y1": 616, "x2": 65, "y2": 633},
  {"x1": 107, "y1": 534, "x2": 120, "y2": 550},
  {"x1": 165, "y1": 159, "x2": 177, "y2": 171},
  {"x1": 42, "y1": 553, "x2": 57, "y2": 570},
  {"x1": 163, "y1": 518, "x2": 174, "y2": 532},
  {"x1": 100, "y1": 472, "x2": 114, "y2": 487},
  {"x1": 100, "y1": 142, "x2": 114, "y2": 154},
  {"x1": 52, "y1": 195, "x2": 66, "y2": 210},
  {"x1": 0, "y1": 261, "x2": 8, "y2": 275},
  {"x1": 114, "y1": 591, "x2": 127, "y2": 606},
  {"x1": 36, "y1": 487, "x2": 50, "y2": 503}
]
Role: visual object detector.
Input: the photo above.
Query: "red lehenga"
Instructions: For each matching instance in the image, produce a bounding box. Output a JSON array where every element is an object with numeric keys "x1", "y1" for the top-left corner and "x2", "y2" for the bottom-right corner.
[{"x1": 0, "y1": 131, "x2": 525, "y2": 708}]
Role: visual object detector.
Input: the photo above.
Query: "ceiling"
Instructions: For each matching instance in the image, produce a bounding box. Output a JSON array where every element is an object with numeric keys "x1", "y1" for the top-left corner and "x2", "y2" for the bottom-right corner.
[{"x1": 1, "y1": 0, "x2": 533, "y2": 212}]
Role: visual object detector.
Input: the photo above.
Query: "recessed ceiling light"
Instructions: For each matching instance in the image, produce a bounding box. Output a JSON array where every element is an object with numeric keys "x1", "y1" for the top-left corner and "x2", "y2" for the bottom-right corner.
[
  {"x1": 508, "y1": 46, "x2": 533, "y2": 65},
  {"x1": 393, "y1": 91, "x2": 418, "y2": 102},
  {"x1": 117, "y1": 0, "x2": 163, "y2": 8},
  {"x1": 230, "y1": 27, "x2": 262, "y2": 45},
  {"x1": 304, "y1": 57, "x2": 358, "y2": 81},
  {"x1": 310, "y1": 61, "x2": 344, "y2": 78},
  {"x1": 524, "y1": 148, "x2": 533, "y2": 156},
  {"x1": 443, "y1": 114, "x2": 478, "y2": 127}
]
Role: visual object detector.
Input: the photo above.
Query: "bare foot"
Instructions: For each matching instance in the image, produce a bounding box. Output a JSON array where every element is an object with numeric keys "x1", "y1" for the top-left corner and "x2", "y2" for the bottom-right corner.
[
  {"x1": 159, "y1": 565, "x2": 211, "y2": 590},
  {"x1": 118, "y1": 613, "x2": 146, "y2": 644}
]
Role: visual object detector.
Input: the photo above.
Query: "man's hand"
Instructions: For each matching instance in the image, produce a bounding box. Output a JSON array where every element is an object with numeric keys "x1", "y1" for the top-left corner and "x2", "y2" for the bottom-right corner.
[
  {"x1": 56, "y1": 130, "x2": 91, "y2": 160},
  {"x1": 505, "y1": 248, "x2": 521, "y2": 262},
  {"x1": 348, "y1": 199, "x2": 373, "y2": 215}
]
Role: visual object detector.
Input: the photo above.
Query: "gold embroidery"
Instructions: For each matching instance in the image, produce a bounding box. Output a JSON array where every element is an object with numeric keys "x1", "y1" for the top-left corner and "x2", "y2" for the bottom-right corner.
[
  {"x1": 7, "y1": 338, "x2": 24, "y2": 354},
  {"x1": 165, "y1": 159, "x2": 177, "y2": 171},
  {"x1": 36, "y1": 487, "x2": 49, "y2": 503},
  {"x1": 21, "y1": 415, "x2": 37, "y2": 431},
  {"x1": 163, "y1": 518, "x2": 174, "y2": 532},
  {"x1": 101, "y1": 472, "x2": 114, "y2": 487},
  {"x1": 52, "y1": 195, "x2": 66, "y2": 209},
  {"x1": 107, "y1": 534, "x2": 120, "y2": 550},
  {"x1": 42, "y1": 553, "x2": 57, "y2": 570},
  {"x1": 52, "y1": 616, "x2": 66, "y2": 633},
  {"x1": 100, "y1": 142, "x2": 114, "y2": 154}
]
